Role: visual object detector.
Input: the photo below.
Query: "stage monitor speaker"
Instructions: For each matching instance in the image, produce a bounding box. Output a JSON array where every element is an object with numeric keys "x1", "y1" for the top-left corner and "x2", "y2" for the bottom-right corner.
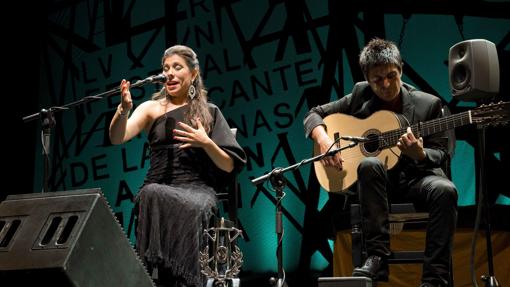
[
  {"x1": 448, "y1": 39, "x2": 499, "y2": 101},
  {"x1": 0, "y1": 189, "x2": 154, "y2": 287},
  {"x1": 318, "y1": 277, "x2": 373, "y2": 287}
]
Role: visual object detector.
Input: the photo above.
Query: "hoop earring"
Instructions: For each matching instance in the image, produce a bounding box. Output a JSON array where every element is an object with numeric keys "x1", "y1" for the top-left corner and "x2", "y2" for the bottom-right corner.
[{"x1": 188, "y1": 83, "x2": 196, "y2": 100}]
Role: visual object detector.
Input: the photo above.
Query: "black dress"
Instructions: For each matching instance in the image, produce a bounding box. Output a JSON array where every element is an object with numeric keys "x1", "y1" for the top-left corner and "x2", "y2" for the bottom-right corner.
[{"x1": 135, "y1": 103, "x2": 246, "y2": 287}]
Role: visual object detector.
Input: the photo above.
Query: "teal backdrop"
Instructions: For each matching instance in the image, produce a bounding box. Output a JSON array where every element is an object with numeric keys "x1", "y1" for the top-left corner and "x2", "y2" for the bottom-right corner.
[{"x1": 32, "y1": 0, "x2": 509, "y2": 275}]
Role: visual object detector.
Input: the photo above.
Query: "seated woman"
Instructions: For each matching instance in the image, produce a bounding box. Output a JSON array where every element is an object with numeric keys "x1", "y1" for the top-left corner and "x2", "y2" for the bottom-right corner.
[{"x1": 109, "y1": 45, "x2": 247, "y2": 287}]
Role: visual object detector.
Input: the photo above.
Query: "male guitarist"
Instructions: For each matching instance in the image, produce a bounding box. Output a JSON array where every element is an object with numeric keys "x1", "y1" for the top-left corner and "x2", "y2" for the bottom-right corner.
[{"x1": 303, "y1": 38, "x2": 457, "y2": 287}]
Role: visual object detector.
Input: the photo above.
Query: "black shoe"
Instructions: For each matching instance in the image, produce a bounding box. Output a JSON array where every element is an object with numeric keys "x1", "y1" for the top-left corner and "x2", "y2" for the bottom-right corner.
[
  {"x1": 419, "y1": 283, "x2": 438, "y2": 287},
  {"x1": 352, "y1": 255, "x2": 387, "y2": 280}
]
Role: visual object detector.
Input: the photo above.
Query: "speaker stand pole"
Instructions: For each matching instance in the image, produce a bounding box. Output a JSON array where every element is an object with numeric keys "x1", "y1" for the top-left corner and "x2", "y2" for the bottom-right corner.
[{"x1": 476, "y1": 124, "x2": 500, "y2": 287}]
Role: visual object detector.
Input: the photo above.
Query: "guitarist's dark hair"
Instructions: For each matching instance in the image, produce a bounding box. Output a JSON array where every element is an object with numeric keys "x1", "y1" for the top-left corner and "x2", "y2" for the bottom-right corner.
[{"x1": 359, "y1": 38, "x2": 403, "y2": 79}]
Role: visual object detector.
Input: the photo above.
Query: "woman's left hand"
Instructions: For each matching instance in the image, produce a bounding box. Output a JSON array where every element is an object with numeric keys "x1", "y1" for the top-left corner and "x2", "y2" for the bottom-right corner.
[{"x1": 173, "y1": 118, "x2": 212, "y2": 149}]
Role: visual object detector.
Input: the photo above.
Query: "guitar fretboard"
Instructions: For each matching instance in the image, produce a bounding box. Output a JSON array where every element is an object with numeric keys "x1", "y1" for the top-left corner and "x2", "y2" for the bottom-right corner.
[{"x1": 378, "y1": 111, "x2": 472, "y2": 149}]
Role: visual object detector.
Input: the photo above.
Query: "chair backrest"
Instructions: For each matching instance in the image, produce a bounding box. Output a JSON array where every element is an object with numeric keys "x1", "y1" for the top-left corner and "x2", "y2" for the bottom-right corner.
[
  {"x1": 216, "y1": 128, "x2": 240, "y2": 224},
  {"x1": 441, "y1": 106, "x2": 456, "y2": 179}
]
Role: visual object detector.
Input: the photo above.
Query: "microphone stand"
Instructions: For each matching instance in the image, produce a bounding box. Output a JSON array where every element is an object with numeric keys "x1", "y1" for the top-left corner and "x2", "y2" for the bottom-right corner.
[
  {"x1": 40, "y1": 108, "x2": 56, "y2": 193},
  {"x1": 251, "y1": 141, "x2": 359, "y2": 287},
  {"x1": 22, "y1": 76, "x2": 163, "y2": 193}
]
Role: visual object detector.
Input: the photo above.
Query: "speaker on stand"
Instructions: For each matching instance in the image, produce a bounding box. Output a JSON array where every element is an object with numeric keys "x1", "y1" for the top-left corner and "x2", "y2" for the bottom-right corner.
[
  {"x1": 448, "y1": 39, "x2": 501, "y2": 287},
  {"x1": 449, "y1": 39, "x2": 499, "y2": 102},
  {"x1": 0, "y1": 188, "x2": 154, "y2": 287}
]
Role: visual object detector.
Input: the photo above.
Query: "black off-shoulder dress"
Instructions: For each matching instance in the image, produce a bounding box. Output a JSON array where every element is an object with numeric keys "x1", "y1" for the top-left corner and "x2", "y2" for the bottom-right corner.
[{"x1": 135, "y1": 104, "x2": 246, "y2": 287}]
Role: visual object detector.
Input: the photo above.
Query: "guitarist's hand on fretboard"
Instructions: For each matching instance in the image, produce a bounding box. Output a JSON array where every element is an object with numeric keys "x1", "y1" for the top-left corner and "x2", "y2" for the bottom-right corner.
[{"x1": 396, "y1": 127, "x2": 427, "y2": 161}]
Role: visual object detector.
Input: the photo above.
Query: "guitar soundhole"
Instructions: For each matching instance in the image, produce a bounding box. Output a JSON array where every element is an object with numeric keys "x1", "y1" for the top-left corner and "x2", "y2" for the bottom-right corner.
[{"x1": 361, "y1": 130, "x2": 381, "y2": 155}]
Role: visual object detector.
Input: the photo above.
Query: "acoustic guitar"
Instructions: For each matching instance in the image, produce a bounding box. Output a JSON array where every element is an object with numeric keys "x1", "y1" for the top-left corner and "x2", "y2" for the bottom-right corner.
[{"x1": 313, "y1": 102, "x2": 510, "y2": 192}]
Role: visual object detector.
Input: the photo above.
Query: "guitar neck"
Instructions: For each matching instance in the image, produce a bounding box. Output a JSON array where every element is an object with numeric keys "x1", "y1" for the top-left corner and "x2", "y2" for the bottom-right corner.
[{"x1": 379, "y1": 110, "x2": 471, "y2": 149}]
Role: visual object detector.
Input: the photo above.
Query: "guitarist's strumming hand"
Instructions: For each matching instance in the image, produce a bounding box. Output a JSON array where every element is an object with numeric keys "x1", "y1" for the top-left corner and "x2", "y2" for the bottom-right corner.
[
  {"x1": 397, "y1": 127, "x2": 426, "y2": 161},
  {"x1": 311, "y1": 125, "x2": 344, "y2": 170}
]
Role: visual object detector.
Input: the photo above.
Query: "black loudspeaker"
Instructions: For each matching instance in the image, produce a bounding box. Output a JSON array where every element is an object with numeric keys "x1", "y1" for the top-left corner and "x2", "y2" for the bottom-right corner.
[
  {"x1": 318, "y1": 277, "x2": 373, "y2": 287},
  {"x1": 448, "y1": 39, "x2": 500, "y2": 101},
  {"x1": 0, "y1": 189, "x2": 154, "y2": 287}
]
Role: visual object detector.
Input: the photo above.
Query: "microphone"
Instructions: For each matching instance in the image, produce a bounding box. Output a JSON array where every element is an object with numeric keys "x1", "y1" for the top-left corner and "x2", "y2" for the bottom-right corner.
[
  {"x1": 340, "y1": 135, "x2": 371, "y2": 143},
  {"x1": 143, "y1": 73, "x2": 168, "y2": 84},
  {"x1": 128, "y1": 73, "x2": 168, "y2": 89}
]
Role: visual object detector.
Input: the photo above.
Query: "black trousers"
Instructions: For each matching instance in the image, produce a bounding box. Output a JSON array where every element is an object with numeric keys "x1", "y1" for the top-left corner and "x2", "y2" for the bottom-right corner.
[{"x1": 357, "y1": 157, "x2": 457, "y2": 286}]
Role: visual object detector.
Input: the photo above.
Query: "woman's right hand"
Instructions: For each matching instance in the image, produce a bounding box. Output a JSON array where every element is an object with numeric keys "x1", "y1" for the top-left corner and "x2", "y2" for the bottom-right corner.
[{"x1": 119, "y1": 79, "x2": 133, "y2": 113}]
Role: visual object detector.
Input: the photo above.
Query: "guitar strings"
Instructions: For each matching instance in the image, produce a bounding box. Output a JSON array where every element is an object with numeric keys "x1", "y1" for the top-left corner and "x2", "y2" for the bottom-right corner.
[
  {"x1": 379, "y1": 111, "x2": 470, "y2": 149},
  {"x1": 321, "y1": 109, "x2": 476, "y2": 165}
]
